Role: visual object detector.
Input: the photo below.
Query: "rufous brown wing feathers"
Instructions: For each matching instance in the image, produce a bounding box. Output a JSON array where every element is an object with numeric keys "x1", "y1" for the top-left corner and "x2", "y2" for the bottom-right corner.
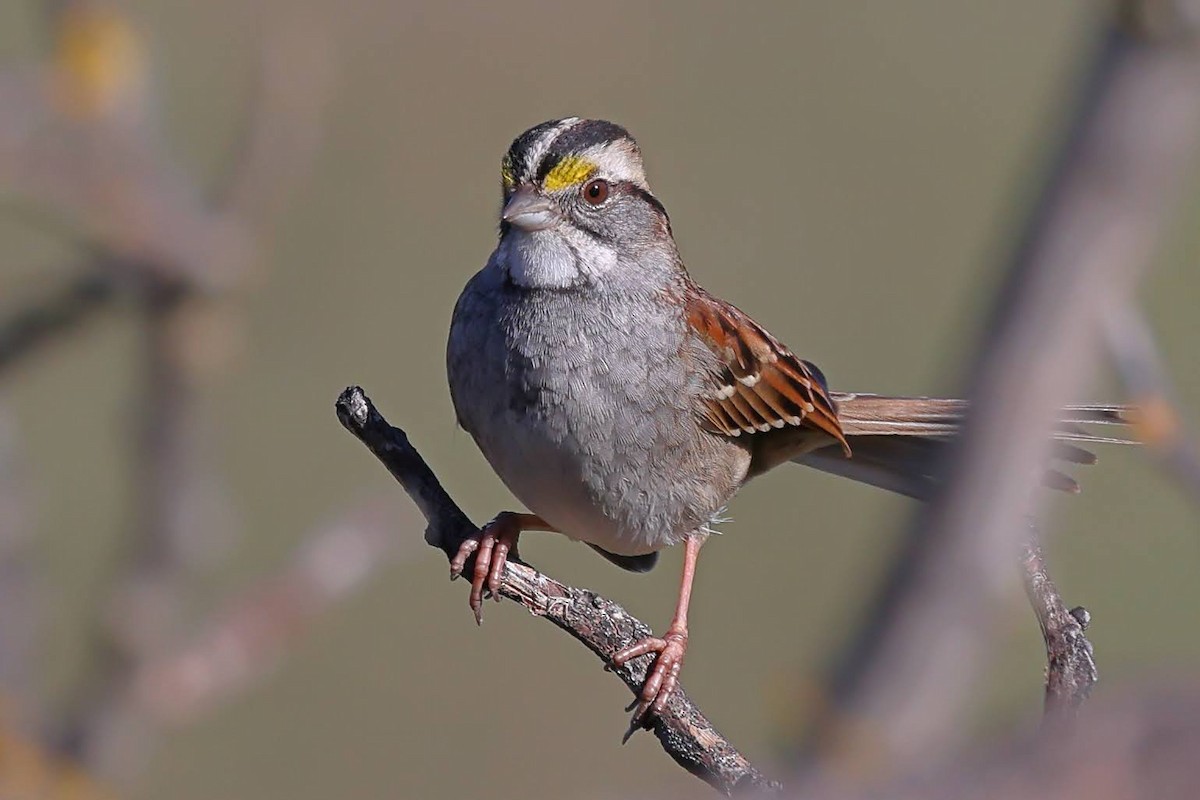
[{"x1": 684, "y1": 285, "x2": 850, "y2": 455}]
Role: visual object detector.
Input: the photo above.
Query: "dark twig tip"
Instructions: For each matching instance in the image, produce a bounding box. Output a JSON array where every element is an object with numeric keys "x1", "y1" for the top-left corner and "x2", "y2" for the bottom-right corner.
[{"x1": 335, "y1": 385, "x2": 371, "y2": 429}]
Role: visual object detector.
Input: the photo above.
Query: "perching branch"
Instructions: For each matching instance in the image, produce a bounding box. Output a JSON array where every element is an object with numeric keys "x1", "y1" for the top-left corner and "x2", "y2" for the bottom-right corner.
[{"x1": 334, "y1": 385, "x2": 779, "y2": 797}]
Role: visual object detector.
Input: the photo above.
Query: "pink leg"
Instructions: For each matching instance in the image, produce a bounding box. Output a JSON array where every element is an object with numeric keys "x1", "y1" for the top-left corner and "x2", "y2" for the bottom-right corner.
[
  {"x1": 449, "y1": 512, "x2": 556, "y2": 624},
  {"x1": 612, "y1": 535, "x2": 705, "y2": 724}
]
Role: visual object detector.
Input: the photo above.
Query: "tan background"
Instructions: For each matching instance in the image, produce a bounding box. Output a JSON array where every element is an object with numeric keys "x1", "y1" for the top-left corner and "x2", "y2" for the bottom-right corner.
[{"x1": 1, "y1": 1, "x2": 1198, "y2": 798}]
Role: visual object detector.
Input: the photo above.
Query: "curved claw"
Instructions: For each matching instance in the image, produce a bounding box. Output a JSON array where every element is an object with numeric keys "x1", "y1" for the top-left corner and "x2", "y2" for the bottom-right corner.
[
  {"x1": 489, "y1": 535, "x2": 514, "y2": 599},
  {"x1": 469, "y1": 532, "x2": 499, "y2": 623},
  {"x1": 448, "y1": 537, "x2": 479, "y2": 580},
  {"x1": 613, "y1": 630, "x2": 688, "y2": 726},
  {"x1": 448, "y1": 512, "x2": 528, "y2": 624}
]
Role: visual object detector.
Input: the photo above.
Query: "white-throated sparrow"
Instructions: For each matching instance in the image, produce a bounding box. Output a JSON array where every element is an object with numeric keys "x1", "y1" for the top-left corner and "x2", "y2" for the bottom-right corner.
[{"x1": 446, "y1": 118, "x2": 1133, "y2": 723}]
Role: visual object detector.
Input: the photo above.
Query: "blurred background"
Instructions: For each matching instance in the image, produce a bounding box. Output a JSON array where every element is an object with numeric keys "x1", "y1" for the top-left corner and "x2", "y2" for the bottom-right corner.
[{"x1": 0, "y1": 1, "x2": 1196, "y2": 798}]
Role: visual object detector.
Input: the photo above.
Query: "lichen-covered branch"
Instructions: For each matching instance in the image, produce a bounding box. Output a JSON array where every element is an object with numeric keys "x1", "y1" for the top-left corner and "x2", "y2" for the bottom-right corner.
[
  {"x1": 334, "y1": 385, "x2": 780, "y2": 797},
  {"x1": 1020, "y1": 535, "x2": 1097, "y2": 716}
]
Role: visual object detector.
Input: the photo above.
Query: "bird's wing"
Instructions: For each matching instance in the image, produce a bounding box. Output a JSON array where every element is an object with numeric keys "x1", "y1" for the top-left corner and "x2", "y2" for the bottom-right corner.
[{"x1": 683, "y1": 285, "x2": 849, "y2": 454}]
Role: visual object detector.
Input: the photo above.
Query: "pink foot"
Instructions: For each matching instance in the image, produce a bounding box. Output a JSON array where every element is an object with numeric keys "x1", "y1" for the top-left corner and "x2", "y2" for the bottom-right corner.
[
  {"x1": 612, "y1": 628, "x2": 688, "y2": 724},
  {"x1": 449, "y1": 512, "x2": 524, "y2": 624}
]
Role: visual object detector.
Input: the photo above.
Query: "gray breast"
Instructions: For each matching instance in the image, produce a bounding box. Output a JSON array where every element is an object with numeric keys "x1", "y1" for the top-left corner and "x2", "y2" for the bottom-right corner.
[{"x1": 447, "y1": 266, "x2": 749, "y2": 555}]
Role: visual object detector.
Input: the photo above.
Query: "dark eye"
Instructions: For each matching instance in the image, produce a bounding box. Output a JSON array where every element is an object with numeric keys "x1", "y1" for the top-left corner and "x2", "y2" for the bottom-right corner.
[{"x1": 582, "y1": 178, "x2": 609, "y2": 205}]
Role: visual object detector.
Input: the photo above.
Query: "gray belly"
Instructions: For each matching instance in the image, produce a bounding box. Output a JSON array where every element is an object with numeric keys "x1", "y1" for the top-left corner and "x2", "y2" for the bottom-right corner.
[{"x1": 447, "y1": 274, "x2": 748, "y2": 555}]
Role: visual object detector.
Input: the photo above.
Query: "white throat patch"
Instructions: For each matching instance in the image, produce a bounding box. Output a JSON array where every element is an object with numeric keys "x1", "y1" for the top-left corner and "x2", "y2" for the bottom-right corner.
[
  {"x1": 500, "y1": 229, "x2": 616, "y2": 289},
  {"x1": 502, "y1": 231, "x2": 583, "y2": 289}
]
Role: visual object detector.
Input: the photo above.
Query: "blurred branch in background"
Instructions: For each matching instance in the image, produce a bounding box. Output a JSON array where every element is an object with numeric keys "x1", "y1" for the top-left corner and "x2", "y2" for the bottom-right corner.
[
  {"x1": 0, "y1": 270, "x2": 117, "y2": 375},
  {"x1": 794, "y1": 687, "x2": 1200, "y2": 800},
  {"x1": 129, "y1": 500, "x2": 419, "y2": 727},
  {"x1": 334, "y1": 387, "x2": 782, "y2": 797},
  {"x1": 0, "y1": 407, "x2": 110, "y2": 799},
  {"x1": 797, "y1": 2, "x2": 1200, "y2": 785},
  {"x1": 0, "y1": 408, "x2": 41, "y2": 730},
  {"x1": 1104, "y1": 303, "x2": 1200, "y2": 501},
  {"x1": 0, "y1": 0, "x2": 334, "y2": 790},
  {"x1": 49, "y1": 498, "x2": 423, "y2": 785},
  {"x1": 210, "y1": 21, "x2": 333, "y2": 235}
]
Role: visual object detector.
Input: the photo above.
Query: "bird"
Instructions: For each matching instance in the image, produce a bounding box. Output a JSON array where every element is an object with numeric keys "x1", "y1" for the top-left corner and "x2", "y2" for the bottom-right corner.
[{"x1": 445, "y1": 117, "x2": 1134, "y2": 724}]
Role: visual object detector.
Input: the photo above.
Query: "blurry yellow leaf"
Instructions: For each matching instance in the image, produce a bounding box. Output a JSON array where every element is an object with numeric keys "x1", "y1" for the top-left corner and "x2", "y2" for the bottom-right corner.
[{"x1": 50, "y1": 3, "x2": 147, "y2": 120}]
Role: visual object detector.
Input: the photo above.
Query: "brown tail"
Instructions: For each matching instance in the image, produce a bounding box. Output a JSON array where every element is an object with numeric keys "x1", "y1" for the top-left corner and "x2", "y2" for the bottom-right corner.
[{"x1": 792, "y1": 393, "x2": 1137, "y2": 500}]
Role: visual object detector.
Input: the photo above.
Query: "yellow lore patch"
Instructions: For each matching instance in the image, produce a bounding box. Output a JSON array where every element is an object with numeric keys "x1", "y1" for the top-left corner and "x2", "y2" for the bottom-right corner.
[
  {"x1": 541, "y1": 156, "x2": 597, "y2": 192},
  {"x1": 500, "y1": 153, "x2": 517, "y2": 189}
]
